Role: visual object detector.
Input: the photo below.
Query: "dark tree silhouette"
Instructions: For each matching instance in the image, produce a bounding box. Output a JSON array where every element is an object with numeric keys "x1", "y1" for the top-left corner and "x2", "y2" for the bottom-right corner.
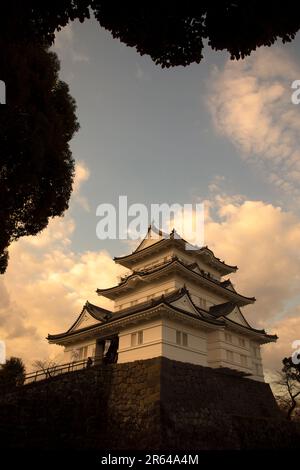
[
  {"x1": 1, "y1": 2, "x2": 300, "y2": 271},
  {"x1": 0, "y1": 357, "x2": 25, "y2": 390},
  {"x1": 0, "y1": 44, "x2": 79, "y2": 273},
  {"x1": 1, "y1": 2, "x2": 300, "y2": 66}
]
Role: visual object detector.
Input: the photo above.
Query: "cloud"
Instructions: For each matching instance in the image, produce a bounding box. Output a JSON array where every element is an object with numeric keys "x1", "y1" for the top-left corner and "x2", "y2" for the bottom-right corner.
[
  {"x1": 207, "y1": 47, "x2": 300, "y2": 202},
  {"x1": 1, "y1": 172, "x2": 300, "y2": 376},
  {"x1": 136, "y1": 63, "x2": 145, "y2": 80},
  {"x1": 72, "y1": 161, "x2": 90, "y2": 211},
  {"x1": 0, "y1": 216, "x2": 127, "y2": 370},
  {"x1": 0, "y1": 160, "x2": 125, "y2": 369},
  {"x1": 168, "y1": 186, "x2": 300, "y2": 374},
  {"x1": 135, "y1": 62, "x2": 151, "y2": 81},
  {"x1": 263, "y1": 314, "x2": 300, "y2": 375},
  {"x1": 204, "y1": 194, "x2": 300, "y2": 326},
  {"x1": 203, "y1": 192, "x2": 300, "y2": 375},
  {"x1": 0, "y1": 282, "x2": 37, "y2": 340},
  {"x1": 53, "y1": 23, "x2": 90, "y2": 64}
]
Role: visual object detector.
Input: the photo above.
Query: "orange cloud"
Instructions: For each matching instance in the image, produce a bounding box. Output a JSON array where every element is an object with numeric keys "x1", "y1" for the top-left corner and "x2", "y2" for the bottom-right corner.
[
  {"x1": 205, "y1": 197, "x2": 300, "y2": 328},
  {"x1": 208, "y1": 47, "x2": 300, "y2": 201},
  {"x1": 169, "y1": 191, "x2": 300, "y2": 375},
  {"x1": 0, "y1": 216, "x2": 127, "y2": 369},
  {"x1": 1, "y1": 186, "x2": 299, "y2": 376},
  {"x1": 263, "y1": 314, "x2": 300, "y2": 374}
]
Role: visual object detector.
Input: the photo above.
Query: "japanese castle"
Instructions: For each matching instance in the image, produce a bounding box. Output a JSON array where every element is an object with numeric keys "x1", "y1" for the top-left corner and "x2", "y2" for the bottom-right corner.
[{"x1": 48, "y1": 228, "x2": 277, "y2": 381}]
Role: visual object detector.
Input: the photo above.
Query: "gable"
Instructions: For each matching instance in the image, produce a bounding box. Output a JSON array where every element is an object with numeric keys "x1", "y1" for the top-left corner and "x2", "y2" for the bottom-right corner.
[
  {"x1": 135, "y1": 227, "x2": 164, "y2": 252},
  {"x1": 70, "y1": 308, "x2": 101, "y2": 332},
  {"x1": 191, "y1": 264, "x2": 202, "y2": 275},
  {"x1": 227, "y1": 307, "x2": 250, "y2": 327},
  {"x1": 170, "y1": 294, "x2": 200, "y2": 316},
  {"x1": 224, "y1": 280, "x2": 236, "y2": 291}
]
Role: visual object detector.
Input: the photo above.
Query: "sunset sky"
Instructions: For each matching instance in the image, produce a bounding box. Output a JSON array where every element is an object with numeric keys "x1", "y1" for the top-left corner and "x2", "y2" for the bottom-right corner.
[{"x1": 1, "y1": 15, "x2": 300, "y2": 379}]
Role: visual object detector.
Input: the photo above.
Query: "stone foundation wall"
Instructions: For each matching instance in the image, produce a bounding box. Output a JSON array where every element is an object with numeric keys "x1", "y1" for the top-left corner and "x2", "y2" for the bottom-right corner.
[{"x1": 0, "y1": 357, "x2": 298, "y2": 450}]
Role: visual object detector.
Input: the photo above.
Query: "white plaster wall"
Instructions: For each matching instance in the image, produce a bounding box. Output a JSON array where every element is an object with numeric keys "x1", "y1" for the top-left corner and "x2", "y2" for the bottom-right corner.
[
  {"x1": 64, "y1": 338, "x2": 97, "y2": 363},
  {"x1": 118, "y1": 319, "x2": 163, "y2": 363},
  {"x1": 133, "y1": 248, "x2": 175, "y2": 271},
  {"x1": 175, "y1": 279, "x2": 227, "y2": 308},
  {"x1": 132, "y1": 246, "x2": 221, "y2": 280},
  {"x1": 115, "y1": 257, "x2": 226, "y2": 312},
  {"x1": 114, "y1": 279, "x2": 177, "y2": 310},
  {"x1": 115, "y1": 270, "x2": 227, "y2": 312},
  {"x1": 118, "y1": 317, "x2": 208, "y2": 366},
  {"x1": 207, "y1": 330, "x2": 264, "y2": 381},
  {"x1": 162, "y1": 318, "x2": 208, "y2": 366},
  {"x1": 249, "y1": 340, "x2": 264, "y2": 381}
]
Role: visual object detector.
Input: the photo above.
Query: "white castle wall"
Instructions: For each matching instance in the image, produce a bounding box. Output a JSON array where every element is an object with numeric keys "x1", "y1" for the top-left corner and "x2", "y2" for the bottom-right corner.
[
  {"x1": 118, "y1": 317, "x2": 264, "y2": 381},
  {"x1": 118, "y1": 317, "x2": 208, "y2": 367}
]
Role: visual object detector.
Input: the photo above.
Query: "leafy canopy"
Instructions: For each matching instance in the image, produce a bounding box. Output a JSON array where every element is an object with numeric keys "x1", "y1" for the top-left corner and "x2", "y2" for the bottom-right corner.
[
  {"x1": 1, "y1": 1, "x2": 300, "y2": 272},
  {"x1": 0, "y1": 357, "x2": 26, "y2": 389},
  {"x1": 0, "y1": 44, "x2": 79, "y2": 273},
  {"x1": 1, "y1": 1, "x2": 300, "y2": 67}
]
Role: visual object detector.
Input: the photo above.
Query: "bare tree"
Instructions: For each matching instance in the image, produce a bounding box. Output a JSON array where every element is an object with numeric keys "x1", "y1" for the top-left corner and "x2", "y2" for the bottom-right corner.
[
  {"x1": 275, "y1": 357, "x2": 300, "y2": 421},
  {"x1": 32, "y1": 360, "x2": 58, "y2": 379}
]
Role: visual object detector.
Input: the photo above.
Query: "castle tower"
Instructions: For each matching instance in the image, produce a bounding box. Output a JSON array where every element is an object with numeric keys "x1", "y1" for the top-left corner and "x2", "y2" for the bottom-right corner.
[{"x1": 48, "y1": 227, "x2": 277, "y2": 381}]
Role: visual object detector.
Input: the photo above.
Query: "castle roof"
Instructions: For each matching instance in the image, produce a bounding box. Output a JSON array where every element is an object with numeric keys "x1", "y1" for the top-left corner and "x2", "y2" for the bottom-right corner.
[
  {"x1": 48, "y1": 287, "x2": 276, "y2": 345},
  {"x1": 209, "y1": 301, "x2": 238, "y2": 318},
  {"x1": 60, "y1": 301, "x2": 112, "y2": 335},
  {"x1": 84, "y1": 301, "x2": 112, "y2": 321},
  {"x1": 97, "y1": 256, "x2": 254, "y2": 306},
  {"x1": 114, "y1": 227, "x2": 237, "y2": 275}
]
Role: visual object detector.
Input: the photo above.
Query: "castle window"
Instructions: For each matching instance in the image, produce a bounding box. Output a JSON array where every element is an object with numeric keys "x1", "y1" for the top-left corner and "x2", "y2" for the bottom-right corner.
[
  {"x1": 240, "y1": 354, "x2": 247, "y2": 366},
  {"x1": 176, "y1": 330, "x2": 188, "y2": 347},
  {"x1": 138, "y1": 330, "x2": 143, "y2": 344},
  {"x1": 77, "y1": 346, "x2": 88, "y2": 360},
  {"x1": 131, "y1": 330, "x2": 143, "y2": 347},
  {"x1": 239, "y1": 337, "x2": 246, "y2": 347},
  {"x1": 225, "y1": 333, "x2": 232, "y2": 343},
  {"x1": 226, "y1": 350, "x2": 233, "y2": 362},
  {"x1": 131, "y1": 333, "x2": 137, "y2": 346}
]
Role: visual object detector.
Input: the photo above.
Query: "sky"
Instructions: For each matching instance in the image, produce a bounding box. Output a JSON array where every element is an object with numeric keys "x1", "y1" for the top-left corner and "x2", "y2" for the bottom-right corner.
[{"x1": 1, "y1": 15, "x2": 300, "y2": 379}]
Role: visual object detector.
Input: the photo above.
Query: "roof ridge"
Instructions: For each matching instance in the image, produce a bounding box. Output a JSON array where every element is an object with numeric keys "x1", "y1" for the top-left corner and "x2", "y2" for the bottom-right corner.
[
  {"x1": 224, "y1": 317, "x2": 278, "y2": 340},
  {"x1": 97, "y1": 258, "x2": 255, "y2": 304},
  {"x1": 114, "y1": 237, "x2": 237, "y2": 272},
  {"x1": 85, "y1": 300, "x2": 111, "y2": 313},
  {"x1": 209, "y1": 301, "x2": 236, "y2": 318}
]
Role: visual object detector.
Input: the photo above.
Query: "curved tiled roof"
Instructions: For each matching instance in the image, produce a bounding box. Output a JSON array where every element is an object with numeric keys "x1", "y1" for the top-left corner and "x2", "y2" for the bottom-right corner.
[
  {"x1": 224, "y1": 317, "x2": 278, "y2": 340},
  {"x1": 97, "y1": 257, "x2": 255, "y2": 305},
  {"x1": 48, "y1": 287, "x2": 222, "y2": 342},
  {"x1": 114, "y1": 229, "x2": 237, "y2": 274},
  {"x1": 58, "y1": 301, "x2": 112, "y2": 337},
  {"x1": 85, "y1": 301, "x2": 112, "y2": 321},
  {"x1": 209, "y1": 302, "x2": 237, "y2": 318},
  {"x1": 48, "y1": 287, "x2": 276, "y2": 344}
]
